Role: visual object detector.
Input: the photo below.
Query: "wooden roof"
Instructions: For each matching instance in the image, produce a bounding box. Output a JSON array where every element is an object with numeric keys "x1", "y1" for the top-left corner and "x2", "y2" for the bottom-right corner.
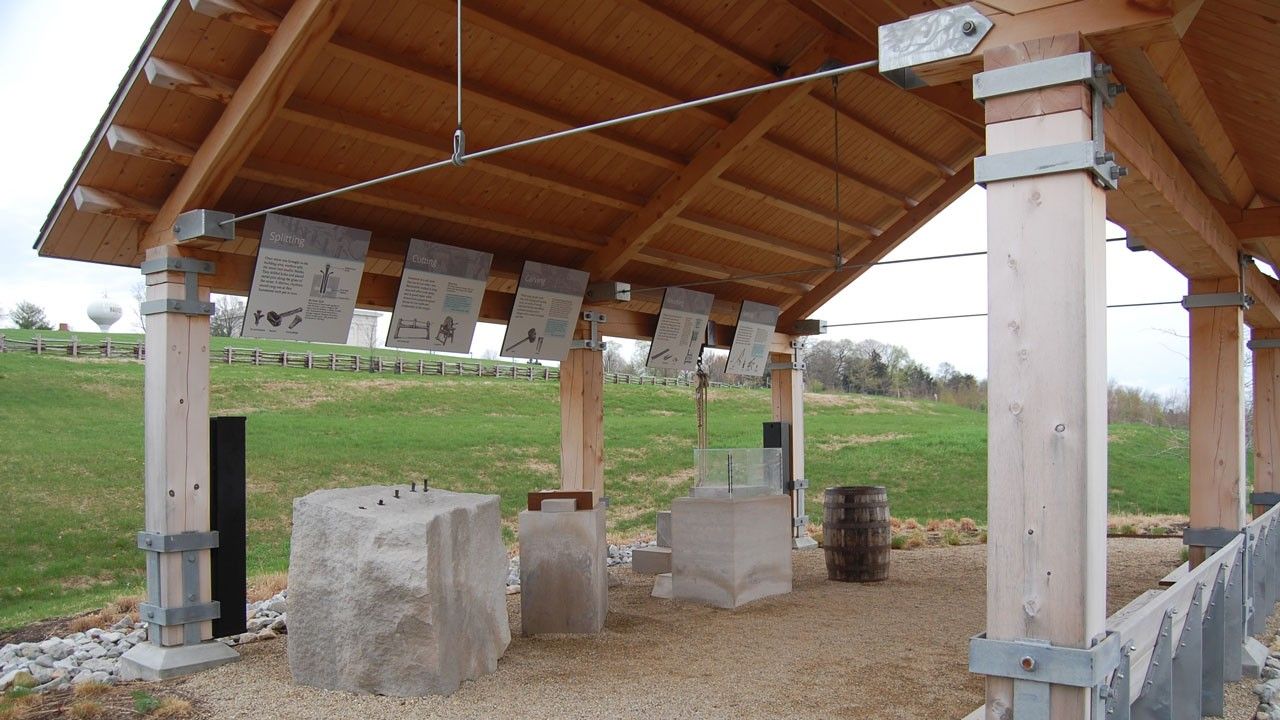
[{"x1": 33, "y1": 0, "x2": 1280, "y2": 335}]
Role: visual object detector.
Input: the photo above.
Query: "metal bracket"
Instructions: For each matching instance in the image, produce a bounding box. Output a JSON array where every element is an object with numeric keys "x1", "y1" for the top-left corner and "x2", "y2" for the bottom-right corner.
[
  {"x1": 879, "y1": 5, "x2": 993, "y2": 89},
  {"x1": 766, "y1": 361, "x2": 806, "y2": 372},
  {"x1": 972, "y1": 52, "x2": 1127, "y2": 190},
  {"x1": 791, "y1": 319, "x2": 827, "y2": 336},
  {"x1": 139, "y1": 256, "x2": 216, "y2": 317},
  {"x1": 791, "y1": 515, "x2": 809, "y2": 528},
  {"x1": 969, "y1": 631, "x2": 1123, "y2": 688},
  {"x1": 1126, "y1": 236, "x2": 1147, "y2": 252},
  {"x1": 137, "y1": 531, "x2": 219, "y2": 553},
  {"x1": 570, "y1": 311, "x2": 608, "y2": 351},
  {"x1": 1180, "y1": 292, "x2": 1252, "y2": 310},
  {"x1": 585, "y1": 281, "x2": 631, "y2": 303},
  {"x1": 787, "y1": 477, "x2": 809, "y2": 492},
  {"x1": 1182, "y1": 526, "x2": 1240, "y2": 551},
  {"x1": 138, "y1": 601, "x2": 221, "y2": 627},
  {"x1": 1131, "y1": 609, "x2": 1175, "y2": 719},
  {"x1": 173, "y1": 209, "x2": 235, "y2": 243},
  {"x1": 1251, "y1": 492, "x2": 1280, "y2": 508},
  {"x1": 1248, "y1": 339, "x2": 1280, "y2": 350}
]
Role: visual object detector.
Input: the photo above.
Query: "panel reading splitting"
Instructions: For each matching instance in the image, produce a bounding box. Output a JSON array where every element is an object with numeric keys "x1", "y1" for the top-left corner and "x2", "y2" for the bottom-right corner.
[
  {"x1": 647, "y1": 287, "x2": 714, "y2": 372},
  {"x1": 501, "y1": 261, "x2": 589, "y2": 362},
  {"x1": 725, "y1": 301, "x2": 779, "y2": 377},
  {"x1": 386, "y1": 239, "x2": 493, "y2": 354},
  {"x1": 241, "y1": 214, "x2": 371, "y2": 343}
]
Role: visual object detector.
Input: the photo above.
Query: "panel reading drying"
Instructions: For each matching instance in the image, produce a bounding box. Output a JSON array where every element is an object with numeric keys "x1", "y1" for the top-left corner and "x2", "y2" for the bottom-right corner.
[
  {"x1": 387, "y1": 239, "x2": 493, "y2": 353},
  {"x1": 725, "y1": 301, "x2": 779, "y2": 377},
  {"x1": 647, "y1": 287, "x2": 714, "y2": 372},
  {"x1": 242, "y1": 214, "x2": 371, "y2": 343},
  {"x1": 501, "y1": 261, "x2": 590, "y2": 361}
]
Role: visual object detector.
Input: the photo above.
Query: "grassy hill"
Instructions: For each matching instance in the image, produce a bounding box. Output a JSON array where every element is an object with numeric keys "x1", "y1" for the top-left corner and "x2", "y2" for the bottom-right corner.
[{"x1": 0, "y1": 341, "x2": 1192, "y2": 630}]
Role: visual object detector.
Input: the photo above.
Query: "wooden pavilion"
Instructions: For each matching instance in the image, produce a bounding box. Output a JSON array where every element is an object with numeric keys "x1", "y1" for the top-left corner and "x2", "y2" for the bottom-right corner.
[{"x1": 33, "y1": 0, "x2": 1280, "y2": 717}]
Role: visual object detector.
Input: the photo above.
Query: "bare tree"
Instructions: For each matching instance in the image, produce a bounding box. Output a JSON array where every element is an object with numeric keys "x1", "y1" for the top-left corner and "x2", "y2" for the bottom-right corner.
[
  {"x1": 131, "y1": 281, "x2": 147, "y2": 332},
  {"x1": 209, "y1": 296, "x2": 246, "y2": 337},
  {"x1": 10, "y1": 301, "x2": 52, "y2": 330}
]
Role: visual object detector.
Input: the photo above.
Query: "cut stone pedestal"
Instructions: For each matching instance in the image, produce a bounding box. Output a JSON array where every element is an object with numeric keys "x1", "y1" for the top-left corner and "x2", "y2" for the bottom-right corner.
[
  {"x1": 651, "y1": 572, "x2": 673, "y2": 599},
  {"x1": 519, "y1": 504, "x2": 608, "y2": 635},
  {"x1": 119, "y1": 641, "x2": 238, "y2": 681},
  {"x1": 288, "y1": 487, "x2": 510, "y2": 696},
  {"x1": 671, "y1": 495, "x2": 792, "y2": 609},
  {"x1": 632, "y1": 546, "x2": 671, "y2": 575}
]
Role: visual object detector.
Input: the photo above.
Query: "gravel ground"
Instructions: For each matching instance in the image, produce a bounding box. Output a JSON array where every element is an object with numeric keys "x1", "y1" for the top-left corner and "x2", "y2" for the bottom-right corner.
[{"x1": 178, "y1": 539, "x2": 1187, "y2": 719}]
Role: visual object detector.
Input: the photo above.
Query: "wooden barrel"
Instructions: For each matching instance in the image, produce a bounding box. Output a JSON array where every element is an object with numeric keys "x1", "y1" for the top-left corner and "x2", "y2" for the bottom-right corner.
[{"x1": 823, "y1": 486, "x2": 891, "y2": 582}]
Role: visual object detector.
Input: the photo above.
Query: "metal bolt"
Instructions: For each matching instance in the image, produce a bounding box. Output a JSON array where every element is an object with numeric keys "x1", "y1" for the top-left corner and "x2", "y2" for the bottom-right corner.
[
  {"x1": 377, "y1": 499, "x2": 385, "y2": 506},
  {"x1": 961, "y1": 19, "x2": 978, "y2": 35},
  {"x1": 1054, "y1": 423, "x2": 1066, "y2": 433},
  {"x1": 1020, "y1": 656, "x2": 1036, "y2": 671},
  {"x1": 1096, "y1": 151, "x2": 1115, "y2": 164},
  {"x1": 394, "y1": 489, "x2": 400, "y2": 499},
  {"x1": 187, "y1": 555, "x2": 195, "y2": 563},
  {"x1": 145, "y1": 537, "x2": 153, "y2": 547},
  {"x1": 411, "y1": 482, "x2": 417, "y2": 492}
]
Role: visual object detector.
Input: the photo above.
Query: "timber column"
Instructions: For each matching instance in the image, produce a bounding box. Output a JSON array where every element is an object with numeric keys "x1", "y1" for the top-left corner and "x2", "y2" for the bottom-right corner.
[
  {"x1": 1185, "y1": 278, "x2": 1246, "y2": 565},
  {"x1": 978, "y1": 35, "x2": 1109, "y2": 720},
  {"x1": 770, "y1": 344, "x2": 816, "y2": 549},
  {"x1": 560, "y1": 314, "x2": 605, "y2": 503},
  {"x1": 1253, "y1": 329, "x2": 1280, "y2": 518},
  {"x1": 120, "y1": 248, "x2": 238, "y2": 679}
]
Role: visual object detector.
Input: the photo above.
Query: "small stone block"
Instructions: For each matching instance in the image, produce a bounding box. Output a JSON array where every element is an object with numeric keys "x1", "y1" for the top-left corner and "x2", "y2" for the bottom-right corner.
[
  {"x1": 288, "y1": 487, "x2": 510, "y2": 696},
  {"x1": 1245, "y1": 637, "x2": 1270, "y2": 678},
  {"x1": 651, "y1": 573, "x2": 673, "y2": 599},
  {"x1": 519, "y1": 505, "x2": 608, "y2": 635},
  {"x1": 631, "y1": 546, "x2": 671, "y2": 575},
  {"x1": 541, "y1": 498, "x2": 577, "y2": 513},
  {"x1": 656, "y1": 511, "x2": 672, "y2": 548},
  {"x1": 672, "y1": 495, "x2": 792, "y2": 609}
]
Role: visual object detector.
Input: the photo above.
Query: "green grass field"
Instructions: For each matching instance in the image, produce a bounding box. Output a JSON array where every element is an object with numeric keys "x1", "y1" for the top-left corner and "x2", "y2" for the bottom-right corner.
[{"x1": 0, "y1": 341, "x2": 1193, "y2": 630}]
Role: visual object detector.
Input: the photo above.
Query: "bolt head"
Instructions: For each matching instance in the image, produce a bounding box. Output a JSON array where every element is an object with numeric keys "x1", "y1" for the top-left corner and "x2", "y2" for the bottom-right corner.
[
  {"x1": 961, "y1": 19, "x2": 978, "y2": 35},
  {"x1": 1020, "y1": 656, "x2": 1036, "y2": 671}
]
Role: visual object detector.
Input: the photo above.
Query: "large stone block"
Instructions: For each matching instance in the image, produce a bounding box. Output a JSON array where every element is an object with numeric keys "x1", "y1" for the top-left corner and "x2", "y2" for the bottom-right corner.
[
  {"x1": 288, "y1": 487, "x2": 510, "y2": 696},
  {"x1": 519, "y1": 505, "x2": 608, "y2": 635},
  {"x1": 671, "y1": 495, "x2": 792, "y2": 609}
]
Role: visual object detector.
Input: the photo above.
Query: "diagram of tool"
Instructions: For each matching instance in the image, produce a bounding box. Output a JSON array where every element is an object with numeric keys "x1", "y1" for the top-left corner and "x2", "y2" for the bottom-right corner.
[
  {"x1": 267, "y1": 307, "x2": 304, "y2": 329},
  {"x1": 435, "y1": 316, "x2": 457, "y2": 346},
  {"x1": 393, "y1": 318, "x2": 431, "y2": 340},
  {"x1": 252, "y1": 309, "x2": 265, "y2": 326},
  {"x1": 504, "y1": 327, "x2": 543, "y2": 355},
  {"x1": 311, "y1": 264, "x2": 339, "y2": 298},
  {"x1": 651, "y1": 348, "x2": 673, "y2": 363}
]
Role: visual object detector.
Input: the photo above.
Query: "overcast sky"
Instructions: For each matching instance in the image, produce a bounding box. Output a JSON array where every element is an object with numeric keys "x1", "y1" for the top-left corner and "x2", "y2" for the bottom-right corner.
[{"x1": 0, "y1": 0, "x2": 1198, "y2": 396}]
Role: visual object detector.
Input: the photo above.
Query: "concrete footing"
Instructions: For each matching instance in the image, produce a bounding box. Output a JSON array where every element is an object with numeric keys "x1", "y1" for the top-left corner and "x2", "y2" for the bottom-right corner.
[
  {"x1": 519, "y1": 504, "x2": 608, "y2": 635},
  {"x1": 671, "y1": 494, "x2": 792, "y2": 609},
  {"x1": 632, "y1": 546, "x2": 671, "y2": 575},
  {"x1": 1244, "y1": 636, "x2": 1270, "y2": 678},
  {"x1": 118, "y1": 640, "x2": 239, "y2": 681},
  {"x1": 793, "y1": 535, "x2": 818, "y2": 550}
]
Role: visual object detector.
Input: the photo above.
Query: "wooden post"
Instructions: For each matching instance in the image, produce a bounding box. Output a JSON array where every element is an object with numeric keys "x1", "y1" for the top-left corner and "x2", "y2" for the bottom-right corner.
[
  {"x1": 560, "y1": 332, "x2": 604, "y2": 502},
  {"x1": 1254, "y1": 330, "x2": 1280, "y2": 518},
  {"x1": 982, "y1": 35, "x2": 1107, "y2": 720},
  {"x1": 1188, "y1": 277, "x2": 1246, "y2": 564},
  {"x1": 143, "y1": 266, "x2": 213, "y2": 647},
  {"x1": 770, "y1": 346, "x2": 812, "y2": 548}
]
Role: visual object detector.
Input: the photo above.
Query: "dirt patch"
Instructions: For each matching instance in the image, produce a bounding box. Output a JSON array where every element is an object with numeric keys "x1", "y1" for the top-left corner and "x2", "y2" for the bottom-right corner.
[
  {"x1": 815, "y1": 432, "x2": 909, "y2": 452},
  {"x1": 638, "y1": 468, "x2": 695, "y2": 487}
]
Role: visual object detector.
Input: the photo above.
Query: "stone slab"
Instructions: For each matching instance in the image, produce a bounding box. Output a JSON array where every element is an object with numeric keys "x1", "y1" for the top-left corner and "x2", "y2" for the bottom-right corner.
[
  {"x1": 118, "y1": 640, "x2": 239, "y2": 681},
  {"x1": 519, "y1": 505, "x2": 608, "y2": 635},
  {"x1": 651, "y1": 573, "x2": 673, "y2": 599},
  {"x1": 288, "y1": 487, "x2": 510, "y2": 696},
  {"x1": 631, "y1": 546, "x2": 671, "y2": 575},
  {"x1": 793, "y1": 535, "x2": 819, "y2": 550},
  {"x1": 671, "y1": 495, "x2": 792, "y2": 609},
  {"x1": 656, "y1": 511, "x2": 671, "y2": 548},
  {"x1": 1244, "y1": 636, "x2": 1270, "y2": 678},
  {"x1": 542, "y1": 498, "x2": 577, "y2": 513}
]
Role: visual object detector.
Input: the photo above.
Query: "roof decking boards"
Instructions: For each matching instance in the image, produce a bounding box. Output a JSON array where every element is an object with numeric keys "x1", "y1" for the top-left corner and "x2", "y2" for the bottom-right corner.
[{"x1": 35, "y1": 0, "x2": 1280, "y2": 338}]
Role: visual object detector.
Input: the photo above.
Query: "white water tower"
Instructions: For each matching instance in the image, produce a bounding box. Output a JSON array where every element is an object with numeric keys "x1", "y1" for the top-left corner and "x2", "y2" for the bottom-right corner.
[{"x1": 87, "y1": 299, "x2": 123, "y2": 333}]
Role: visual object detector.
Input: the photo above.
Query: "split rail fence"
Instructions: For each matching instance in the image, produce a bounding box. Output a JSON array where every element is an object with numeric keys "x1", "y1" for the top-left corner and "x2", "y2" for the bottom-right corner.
[
  {"x1": 0, "y1": 335, "x2": 724, "y2": 387},
  {"x1": 966, "y1": 503, "x2": 1280, "y2": 718}
]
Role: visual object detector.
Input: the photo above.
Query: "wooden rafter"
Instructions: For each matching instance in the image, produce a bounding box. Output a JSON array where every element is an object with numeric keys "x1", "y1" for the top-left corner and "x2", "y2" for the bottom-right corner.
[
  {"x1": 635, "y1": 249, "x2": 815, "y2": 295},
  {"x1": 715, "y1": 173, "x2": 880, "y2": 238},
  {"x1": 672, "y1": 213, "x2": 835, "y2": 265},
  {"x1": 585, "y1": 40, "x2": 828, "y2": 280},
  {"x1": 141, "y1": 0, "x2": 351, "y2": 250}
]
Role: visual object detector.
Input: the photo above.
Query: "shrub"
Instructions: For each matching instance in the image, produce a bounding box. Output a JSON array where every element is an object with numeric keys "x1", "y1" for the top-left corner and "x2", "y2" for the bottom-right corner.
[
  {"x1": 73, "y1": 682, "x2": 111, "y2": 698},
  {"x1": 152, "y1": 697, "x2": 193, "y2": 718},
  {"x1": 1117, "y1": 524, "x2": 1136, "y2": 536},
  {"x1": 904, "y1": 532, "x2": 925, "y2": 550},
  {"x1": 903, "y1": 518, "x2": 920, "y2": 530},
  {"x1": 1149, "y1": 526, "x2": 1167, "y2": 536},
  {"x1": 943, "y1": 529, "x2": 961, "y2": 546},
  {"x1": 890, "y1": 534, "x2": 907, "y2": 550},
  {"x1": 69, "y1": 700, "x2": 105, "y2": 719},
  {"x1": 133, "y1": 691, "x2": 160, "y2": 715},
  {"x1": 925, "y1": 519, "x2": 942, "y2": 532},
  {"x1": 959, "y1": 517, "x2": 978, "y2": 533}
]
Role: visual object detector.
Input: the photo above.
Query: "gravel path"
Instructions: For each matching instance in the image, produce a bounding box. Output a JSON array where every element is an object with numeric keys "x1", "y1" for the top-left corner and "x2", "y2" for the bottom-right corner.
[{"x1": 178, "y1": 539, "x2": 1186, "y2": 719}]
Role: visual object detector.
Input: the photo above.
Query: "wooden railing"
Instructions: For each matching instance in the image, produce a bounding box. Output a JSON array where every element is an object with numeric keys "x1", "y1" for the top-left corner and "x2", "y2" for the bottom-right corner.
[{"x1": 0, "y1": 335, "x2": 727, "y2": 387}]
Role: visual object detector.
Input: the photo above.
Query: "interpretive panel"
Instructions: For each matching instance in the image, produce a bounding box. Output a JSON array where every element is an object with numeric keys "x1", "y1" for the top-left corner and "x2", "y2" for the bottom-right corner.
[
  {"x1": 647, "y1": 287, "x2": 714, "y2": 372},
  {"x1": 242, "y1": 214, "x2": 371, "y2": 343},
  {"x1": 386, "y1": 239, "x2": 492, "y2": 353},
  {"x1": 725, "y1": 301, "x2": 779, "y2": 377},
  {"x1": 501, "y1": 262, "x2": 589, "y2": 361}
]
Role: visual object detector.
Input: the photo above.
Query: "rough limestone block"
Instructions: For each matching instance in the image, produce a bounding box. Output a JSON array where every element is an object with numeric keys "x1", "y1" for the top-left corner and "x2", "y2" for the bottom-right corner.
[
  {"x1": 651, "y1": 573, "x2": 673, "y2": 599},
  {"x1": 656, "y1": 511, "x2": 672, "y2": 548},
  {"x1": 519, "y1": 505, "x2": 607, "y2": 635},
  {"x1": 631, "y1": 546, "x2": 671, "y2": 575},
  {"x1": 671, "y1": 495, "x2": 792, "y2": 609},
  {"x1": 288, "y1": 487, "x2": 510, "y2": 696}
]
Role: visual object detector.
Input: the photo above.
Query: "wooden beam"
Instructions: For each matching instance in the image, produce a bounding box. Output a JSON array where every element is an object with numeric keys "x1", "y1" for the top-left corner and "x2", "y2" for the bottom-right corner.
[
  {"x1": 1097, "y1": 40, "x2": 1255, "y2": 208},
  {"x1": 802, "y1": 94, "x2": 954, "y2": 177},
  {"x1": 560, "y1": 337, "x2": 605, "y2": 502},
  {"x1": 1254, "y1": 328, "x2": 1280, "y2": 518},
  {"x1": 672, "y1": 213, "x2": 835, "y2": 266},
  {"x1": 980, "y1": 35, "x2": 1107, "y2": 719},
  {"x1": 1187, "y1": 276, "x2": 1246, "y2": 565},
  {"x1": 141, "y1": 0, "x2": 351, "y2": 250},
  {"x1": 635, "y1": 248, "x2": 815, "y2": 295},
  {"x1": 770, "y1": 350, "x2": 808, "y2": 544},
  {"x1": 759, "y1": 135, "x2": 919, "y2": 208},
  {"x1": 144, "y1": 57, "x2": 236, "y2": 104},
  {"x1": 1228, "y1": 207, "x2": 1280, "y2": 240},
  {"x1": 72, "y1": 186, "x2": 159, "y2": 221},
  {"x1": 612, "y1": 0, "x2": 778, "y2": 79},
  {"x1": 715, "y1": 174, "x2": 880, "y2": 238},
  {"x1": 585, "y1": 41, "x2": 827, "y2": 279},
  {"x1": 778, "y1": 165, "x2": 974, "y2": 327}
]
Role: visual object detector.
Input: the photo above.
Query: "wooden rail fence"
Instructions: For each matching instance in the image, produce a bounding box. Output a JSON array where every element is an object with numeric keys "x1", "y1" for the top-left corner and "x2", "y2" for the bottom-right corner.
[{"x1": 0, "y1": 335, "x2": 724, "y2": 387}]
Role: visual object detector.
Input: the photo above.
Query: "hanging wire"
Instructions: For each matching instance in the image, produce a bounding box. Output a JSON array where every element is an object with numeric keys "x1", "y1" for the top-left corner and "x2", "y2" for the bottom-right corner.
[
  {"x1": 831, "y1": 75, "x2": 842, "y2": 268},
  {"x1": 822, "y1": 300, "x2": 1183, "y2": 329},
  {"x1": 451, "y1": 0, "x2": 466, "y2": 167}
]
